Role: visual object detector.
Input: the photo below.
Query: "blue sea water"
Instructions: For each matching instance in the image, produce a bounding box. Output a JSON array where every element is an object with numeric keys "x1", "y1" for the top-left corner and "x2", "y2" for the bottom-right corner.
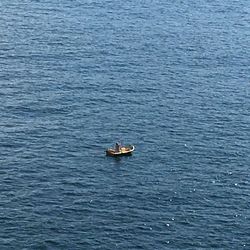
[{"x1": 0, "y1": 0, "x2": 250, "y2": 249}]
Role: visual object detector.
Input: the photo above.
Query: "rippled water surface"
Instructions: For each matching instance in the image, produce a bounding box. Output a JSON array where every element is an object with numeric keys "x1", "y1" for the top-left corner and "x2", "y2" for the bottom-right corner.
[{"x1": 0, "y1": 0, "x2": 250, "y2": 249}]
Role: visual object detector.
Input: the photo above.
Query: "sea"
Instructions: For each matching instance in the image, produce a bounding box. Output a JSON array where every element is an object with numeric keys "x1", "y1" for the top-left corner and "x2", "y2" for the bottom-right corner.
[{"x1": 0, "y1": 0, "x2": 249, "y2": 249}]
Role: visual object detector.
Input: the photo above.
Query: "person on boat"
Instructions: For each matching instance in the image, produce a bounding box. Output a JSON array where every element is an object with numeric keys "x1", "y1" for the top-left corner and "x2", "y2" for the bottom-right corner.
[{"x1": 115, "y1": 142, "x2": 121, "y2": 152}]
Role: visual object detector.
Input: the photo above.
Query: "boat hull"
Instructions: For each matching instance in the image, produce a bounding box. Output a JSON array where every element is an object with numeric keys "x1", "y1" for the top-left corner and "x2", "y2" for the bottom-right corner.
[{"x1": 106, "y1": 145, "x2": 135, "y2": 157}]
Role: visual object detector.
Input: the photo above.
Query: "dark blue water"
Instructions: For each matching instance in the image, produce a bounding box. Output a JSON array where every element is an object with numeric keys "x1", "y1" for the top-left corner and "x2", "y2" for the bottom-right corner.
[{"x1": 1, "y1": 0, "x2": 249, "y2": 249}]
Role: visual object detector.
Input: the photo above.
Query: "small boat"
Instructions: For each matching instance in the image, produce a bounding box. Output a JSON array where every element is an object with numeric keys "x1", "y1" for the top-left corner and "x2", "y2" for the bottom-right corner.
[{"x1": 106, "y1": 144, "x2": 135, "y2": 157}]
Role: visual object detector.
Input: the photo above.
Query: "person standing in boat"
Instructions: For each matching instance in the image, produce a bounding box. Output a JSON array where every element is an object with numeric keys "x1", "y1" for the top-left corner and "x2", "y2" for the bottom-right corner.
[{"x1": 115, "y1": 142, "x2": 121, "y2": 152}]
